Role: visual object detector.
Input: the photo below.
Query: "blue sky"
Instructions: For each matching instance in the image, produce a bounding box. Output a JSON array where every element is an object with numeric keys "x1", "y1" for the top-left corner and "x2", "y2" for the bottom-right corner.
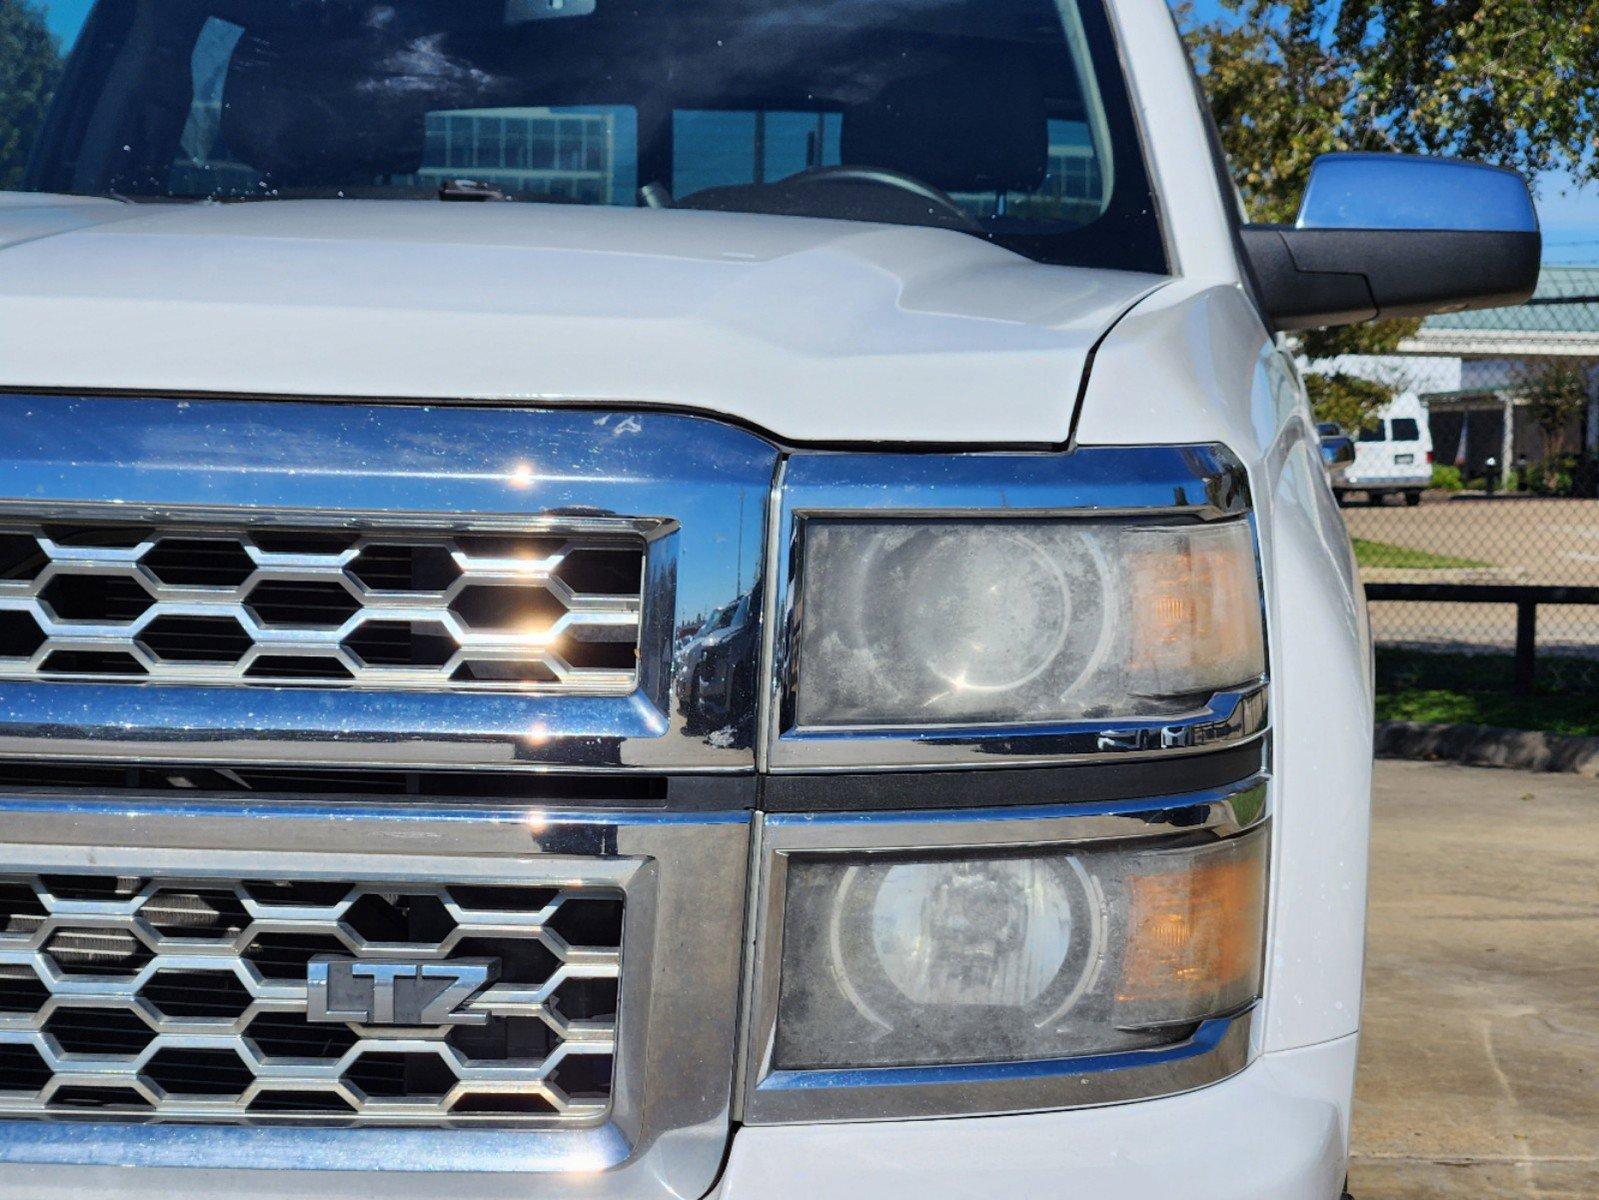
[
  {"x1": 39, "y1": 0, "x2": 92, "y2": 45},
  {"x1": 34, "y1": 0, "x2": 1599, "y2": 263}
]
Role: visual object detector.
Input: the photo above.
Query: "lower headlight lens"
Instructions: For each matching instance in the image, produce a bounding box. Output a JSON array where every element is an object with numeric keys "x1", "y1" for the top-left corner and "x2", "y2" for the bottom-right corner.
[
  {"x1": 772, "y1": 828, "x2": 1267, "y2": 1071},
  {"x1": 793, "y1": 518, "x2": 1264, "y2": 728}
]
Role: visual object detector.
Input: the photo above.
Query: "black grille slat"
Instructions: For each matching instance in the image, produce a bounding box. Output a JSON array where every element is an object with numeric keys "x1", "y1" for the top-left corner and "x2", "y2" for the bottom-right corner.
[
  {"x1": 141, "y1": 973, "x2": 254, "y2": 1019},
  {"x1": 142, "y1": 540, "x2": 256, "y2": 588},
  {"x1": 0, "y1": 760, "x2": 670, "y2": 803},
  {"x1": 245, "y1": 1012, "x2": 359, "y2": 1059},
  {"x1": 0, "y1": 1045, "x2": 51, "y2": 1091},
  {"x1": 39, "y1": 651, "x2": 147, "y2": 676},
  {"x1": 44, "y1": 1007, "x2": 155, "y2": 1056}
]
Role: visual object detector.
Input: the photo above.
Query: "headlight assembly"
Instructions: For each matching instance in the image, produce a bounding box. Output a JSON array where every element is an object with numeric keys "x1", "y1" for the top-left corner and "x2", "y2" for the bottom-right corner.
[
  {"x1": 746, "y1": 449, "x2": 1269, "y2": 1123},
  {"x1": 771, "y1": 826, "x2": 1267, "y2": 1072},
  {"x1": 793, "y1": 518, "x2": 1264, "y2": 728}
]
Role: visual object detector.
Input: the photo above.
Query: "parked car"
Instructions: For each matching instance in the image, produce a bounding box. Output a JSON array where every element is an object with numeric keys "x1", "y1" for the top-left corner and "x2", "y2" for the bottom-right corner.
[
  {"x1": 675, "y1": 594, "x2": 759, "y2": 737},
  {"x1": 1338, "y1": 395, "x2": 1436, "y2": 505},
  {"x1": 0, "y1": 1, "x2": 1539, "y2": 1198},
  {"x1": 1318, "y1": 425, "x2": 1358, "y2": 489}
]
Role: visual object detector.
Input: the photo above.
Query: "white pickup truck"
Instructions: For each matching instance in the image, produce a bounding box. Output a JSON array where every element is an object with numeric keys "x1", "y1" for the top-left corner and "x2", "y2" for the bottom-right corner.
[{"x1": 0, "y1": 1, "x2": 1539, "y2": 1198}]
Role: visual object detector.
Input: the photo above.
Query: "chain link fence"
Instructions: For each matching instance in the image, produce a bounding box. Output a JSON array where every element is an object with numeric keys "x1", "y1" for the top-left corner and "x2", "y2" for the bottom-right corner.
[{"x1": 1309, "y1": 266, "x2": 1599, "y2": 705}]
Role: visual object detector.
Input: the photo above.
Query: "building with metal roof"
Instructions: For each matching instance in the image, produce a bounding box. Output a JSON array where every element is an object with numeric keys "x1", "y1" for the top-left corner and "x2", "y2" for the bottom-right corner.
[
  {"x1": 1400, "y1": 266, "x2": 1599, "y2": 359},
  {"x1": 1332, "y1": 267, "x2": 1599, "y2": 488}
]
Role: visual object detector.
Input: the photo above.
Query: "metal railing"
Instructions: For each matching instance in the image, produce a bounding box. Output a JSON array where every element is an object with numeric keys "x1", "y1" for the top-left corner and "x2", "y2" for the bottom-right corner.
[{"x1": 1364, "y1": 582, "x2": 1599, "y2": 694}]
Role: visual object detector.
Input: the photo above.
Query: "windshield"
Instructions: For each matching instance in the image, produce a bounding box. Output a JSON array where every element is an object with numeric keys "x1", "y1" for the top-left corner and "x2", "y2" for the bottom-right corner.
[{"x1": 19, "y1": 0, "x2": 1165, "y2": 272}]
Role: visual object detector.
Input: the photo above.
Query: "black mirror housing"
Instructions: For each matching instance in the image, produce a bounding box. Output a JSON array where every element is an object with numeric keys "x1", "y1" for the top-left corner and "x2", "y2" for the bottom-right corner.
[
  {"x1": 1242, "y1": 226, "x2": 1541, "y2": 332},
  {"x1": 1242, "y1": 153, "x2": 1541, "y2": 332}
]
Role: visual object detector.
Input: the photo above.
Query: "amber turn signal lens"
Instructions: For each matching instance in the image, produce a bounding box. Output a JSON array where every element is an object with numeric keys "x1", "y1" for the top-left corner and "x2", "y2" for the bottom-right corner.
[
  {"x1": 1128, "y1": 523, "x2": 1264, "y2": 692},
  {"x1": 1114, "y1": 830, "x2": 1267, "y2": 1026}
]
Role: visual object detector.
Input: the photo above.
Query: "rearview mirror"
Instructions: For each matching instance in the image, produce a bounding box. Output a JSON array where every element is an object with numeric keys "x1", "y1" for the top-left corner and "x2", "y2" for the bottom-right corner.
[{"x1": 1241, "y1": 153, "x2": 1540, "y2": 332}]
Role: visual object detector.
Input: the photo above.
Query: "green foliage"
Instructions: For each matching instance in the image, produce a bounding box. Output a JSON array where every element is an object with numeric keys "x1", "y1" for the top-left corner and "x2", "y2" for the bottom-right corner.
[
  {"x1": 0, "y1": 0, "x2": 60, "y2": 190},
  {"x1": 1528, "y1": 453, "x2": 1580, "y2": 496},
  {"x1": 1430, "y1": 464, "x2": 1463, "y2": 492},
  {"x1": 1303, "y1": 370, "x2": 1393, "y2": 432},
  {"x1": 1182, "y1": 0, "x2": 1599, "y2": 354},
  {"x1": 1374, "y1": 649, "x2": 1599, "y2": 734},
  {"x1": 1350, "y1": 537, "x2": 1487, "y2": 570},
  {"x1": 1521, "y1": 361, "x2": 1590, "y2": 443},
  {"x1": 1517, "y1": 362, "x2": 1590, "y2": 491},
  {"x1": 1377, "y1": 647, "x2": 1599, "y2": 698},
  {"x1": 1375, "y1": 688, "x2": 1599, "y2": 736},
  {"x1": 1298, "y1": 322, "x2": 1422, "y2": 360}
]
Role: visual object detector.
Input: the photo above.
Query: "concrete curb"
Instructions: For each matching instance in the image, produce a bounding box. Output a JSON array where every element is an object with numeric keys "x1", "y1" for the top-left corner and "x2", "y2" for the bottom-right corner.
[{"x1": 1376, "y1": 721, "x2": 1599, "y2": 778}]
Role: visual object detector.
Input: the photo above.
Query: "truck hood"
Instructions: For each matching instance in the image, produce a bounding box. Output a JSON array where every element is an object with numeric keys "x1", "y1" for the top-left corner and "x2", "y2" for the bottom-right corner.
[{"x1": 0, "y1": 193, "x2": 1164, "y2": 444}]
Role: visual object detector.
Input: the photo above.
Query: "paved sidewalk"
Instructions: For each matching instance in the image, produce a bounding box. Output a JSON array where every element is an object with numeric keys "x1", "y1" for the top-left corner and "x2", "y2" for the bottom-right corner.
[{"x1": 1349, "y1": 760, "x2": 1599, "y2": 1199}]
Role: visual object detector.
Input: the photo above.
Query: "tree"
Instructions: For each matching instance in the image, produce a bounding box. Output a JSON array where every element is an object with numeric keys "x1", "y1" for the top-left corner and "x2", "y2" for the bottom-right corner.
[
  {"x1": 1521, "y1": 360, "x2": 1591, "y2": 486},
  {"x1": 1183, "y1": 0, "x2": 1599, "y2": 353},
  {"x1": 1304, "y1": 370, "x2": 1393, "y2": 433},
  {"x1": 0, "y1": 0, "x2": 61, "y2": 191}
]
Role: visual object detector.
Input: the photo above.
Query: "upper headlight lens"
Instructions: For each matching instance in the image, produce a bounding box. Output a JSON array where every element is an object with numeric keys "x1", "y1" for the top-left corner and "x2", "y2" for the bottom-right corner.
[{"x1": 794, "y1": 518, "x2": 1264, "y2": 727}]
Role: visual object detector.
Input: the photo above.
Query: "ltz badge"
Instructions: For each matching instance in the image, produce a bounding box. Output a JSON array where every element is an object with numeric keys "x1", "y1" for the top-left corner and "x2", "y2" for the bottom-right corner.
[{"x1": 306, "y1": 957, "x2": 499, "y2": 1027}]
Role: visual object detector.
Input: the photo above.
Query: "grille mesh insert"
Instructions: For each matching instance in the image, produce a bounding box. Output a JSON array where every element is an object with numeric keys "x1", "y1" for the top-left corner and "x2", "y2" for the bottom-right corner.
[
  {"x1": 0, "y1": 524, "x2": 644, "y2": 690},
  {"x1": 0, "y1": 874, "x2": 622, "y2": 1125}
]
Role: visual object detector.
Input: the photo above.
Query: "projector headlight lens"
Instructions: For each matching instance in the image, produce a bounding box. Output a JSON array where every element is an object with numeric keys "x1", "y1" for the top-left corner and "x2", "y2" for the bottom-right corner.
[
  {"x1": 773, "y1": 828, "x2": 1267, "y2": 1071},
  {"x1": 793, "y1": 518, "x2": 1264, "y2": 727}
]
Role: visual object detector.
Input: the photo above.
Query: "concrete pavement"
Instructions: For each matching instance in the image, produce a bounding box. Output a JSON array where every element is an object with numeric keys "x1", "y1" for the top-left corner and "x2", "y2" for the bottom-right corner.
[{"x1": 1349, "y1": 760, "x2": 1599, "y2": 1199}]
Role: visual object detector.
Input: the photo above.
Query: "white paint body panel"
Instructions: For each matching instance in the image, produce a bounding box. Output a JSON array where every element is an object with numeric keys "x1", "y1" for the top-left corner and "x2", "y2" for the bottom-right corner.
[
  {"x1": 0, "y1": 195, "x2": 1161, "y2": 446},
  {"x1": 714, "y1": 1036, "x2": 1358, "y2": 1200},
  {"x1": 1077, "y1": 278, "x2": 1373, "y2": 1056}
]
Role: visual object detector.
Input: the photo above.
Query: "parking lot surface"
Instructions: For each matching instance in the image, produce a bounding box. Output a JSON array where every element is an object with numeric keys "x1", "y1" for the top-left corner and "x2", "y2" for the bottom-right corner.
[
  {"x1": 1349, "y1": 760, "x2": 1599, "y2": 1199},
  {"x1": 1344, "y1": 497, "x2": 1599, "y2": 655},
  {"x1": 1343, "y1": 497, "x2": 1599, "y2": 587}
]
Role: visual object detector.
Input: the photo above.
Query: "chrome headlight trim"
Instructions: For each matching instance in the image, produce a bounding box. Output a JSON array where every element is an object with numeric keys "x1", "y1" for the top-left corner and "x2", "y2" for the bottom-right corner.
[
  {"x1": 761, "y1": 445, "x2": 1268, "y2": 771},
  {"x1": 738, "y1": 776, "x2": 1268, "y2": 1125}
]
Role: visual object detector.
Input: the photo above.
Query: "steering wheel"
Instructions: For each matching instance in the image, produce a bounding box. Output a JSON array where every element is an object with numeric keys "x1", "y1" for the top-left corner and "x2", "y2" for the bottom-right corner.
[{"x1": 787, "y1": 166, "x2": 981, "y2": 229}]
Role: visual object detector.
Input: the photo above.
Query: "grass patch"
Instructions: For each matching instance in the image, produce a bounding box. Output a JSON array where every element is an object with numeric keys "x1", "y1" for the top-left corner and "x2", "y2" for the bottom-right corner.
[
  {"x1": 1352, "y1": 538, "x2": 1489, "y2": 570},
  {"x1": 1375, "y1": 648, "x2": 1599, "y2": 736},
  {"x1": 1377, "y1": 647, "x2": 1599, "y2": 693},
  {"x1": 1375, "y1": 689, "x2": 1599, "y2": 737}
]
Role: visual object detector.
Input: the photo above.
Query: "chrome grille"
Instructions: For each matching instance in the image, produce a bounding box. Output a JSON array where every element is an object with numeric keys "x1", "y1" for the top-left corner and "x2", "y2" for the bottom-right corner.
[
  {"x1": 0, "y1": 873, "x2": 622, "y2": 1124},
  {"x1": 0, "y1": 524, "x2": 644, "y2": 690}
]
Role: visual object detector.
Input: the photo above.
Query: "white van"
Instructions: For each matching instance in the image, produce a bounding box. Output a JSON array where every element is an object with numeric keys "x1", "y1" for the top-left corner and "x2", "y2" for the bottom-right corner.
[{"x1": 1339, "y1": 393, "x2": 1435, "y2": 505}]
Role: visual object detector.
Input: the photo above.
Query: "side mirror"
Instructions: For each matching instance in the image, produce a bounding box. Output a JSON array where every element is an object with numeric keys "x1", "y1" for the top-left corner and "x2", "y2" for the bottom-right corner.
[
  {"x1": 1242, "y1": 153, "x2": 1540, "y2": 332},
  {"x1": 1320, "y1": 435, "x2": 1356, "y2": 468}
]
